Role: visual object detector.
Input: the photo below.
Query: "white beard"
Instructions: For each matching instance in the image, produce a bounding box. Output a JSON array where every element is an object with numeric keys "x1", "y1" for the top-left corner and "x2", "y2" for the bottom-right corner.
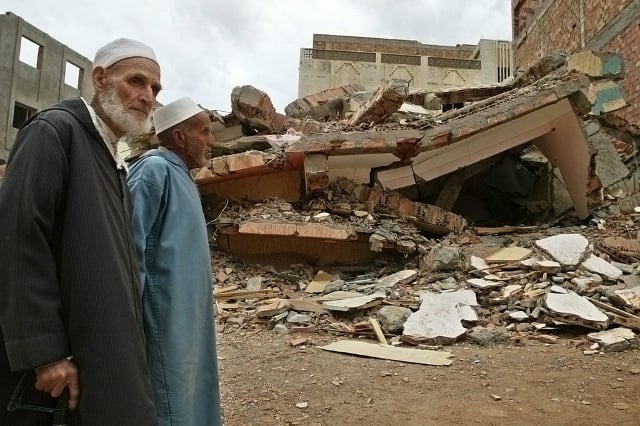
[{"x1": 97, "y1": 87, "x2": 152, "y2": 137}]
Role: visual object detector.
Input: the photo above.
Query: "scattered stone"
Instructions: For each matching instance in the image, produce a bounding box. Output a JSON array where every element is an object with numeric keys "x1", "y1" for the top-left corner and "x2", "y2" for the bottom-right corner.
[
  {"x1": 490, "y1": 394, "x2": 502, "y2": 401},
  {"x1": 324, "y1": 279, "x2": 345, "y2": 293},
  {"x1": 433, "y1": 277, "x2": 459, "y2": 291},
  {"x1": 377, "y1": 306, "x2": 413, "y2": 334},
  {"x1": 509, "y1": 311, "x2": 529, "y2": 321},
  {"x1": 286, "y1": 312, "x2": 311, "y2": 324},
  {"x1": 611, "y1": 261, "x2": 635, "y2": 275},
  {"x1": 427, "y1": 246, "x2": 460, "y2": 271},
  {"x1": 537, "y1": 334, "x2": 558, "y2": 344},
  {"x1": 549, "y1": 285, "x2": 568, "y2": 294},
  {"x1": 295, "y1": 402, "x2": 309, "y2": 409},
  {"x1": 273, "y1": 324, "x2": 288, "y2": 334},
  {"x1": 613, "y1": 402, "x2": 629, "y2": 410},
  {"x1": 587, "y1": 327, "x2": 637, "y2": 352},
  {"x1": 629, "y1": 368, "x2": 640, "y2": 375},
  {"x1": 467, "y1": 327, "x2": 511, "y2": 346},
  {"x1": 246, "y1": 275, "x2": 263, "y2": 291}
]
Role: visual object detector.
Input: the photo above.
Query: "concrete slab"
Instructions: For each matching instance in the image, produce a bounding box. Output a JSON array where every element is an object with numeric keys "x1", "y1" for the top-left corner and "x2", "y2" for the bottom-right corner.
[{"x1": 587, "y1": 327, "x2": 637, "y2": 352}]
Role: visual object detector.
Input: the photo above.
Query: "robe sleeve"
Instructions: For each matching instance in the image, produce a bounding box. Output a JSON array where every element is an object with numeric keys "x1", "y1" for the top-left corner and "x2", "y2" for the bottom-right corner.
[
  {"x1": 0, "y1": 118, "x2": 71, "y2": 371},
  {"x1": 126, "y1": 159, "x2": 166, "y2": 293}
]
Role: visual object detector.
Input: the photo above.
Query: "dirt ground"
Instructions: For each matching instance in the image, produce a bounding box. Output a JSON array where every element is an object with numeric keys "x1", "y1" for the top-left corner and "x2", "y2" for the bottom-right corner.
[{"x1": 218, "y1": 329, "x2": 640, "y2": 426}]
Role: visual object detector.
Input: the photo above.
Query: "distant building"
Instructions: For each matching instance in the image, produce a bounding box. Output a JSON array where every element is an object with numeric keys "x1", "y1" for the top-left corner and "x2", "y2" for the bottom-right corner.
[
  {"x1": 297, "y1": 34, "x2": 513, "y2": 102},
  {"x1": 512, "y1": 0, "x2": 640, "y2": 124},
  {"x1": 0, "y1": 12, "x2": 93, "y2": 161}
]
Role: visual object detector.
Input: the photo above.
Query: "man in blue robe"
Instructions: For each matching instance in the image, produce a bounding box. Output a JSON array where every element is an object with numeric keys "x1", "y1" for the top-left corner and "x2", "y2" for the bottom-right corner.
[{"x1": 126, "y1": 97, "x2": 221, "y2": 426}]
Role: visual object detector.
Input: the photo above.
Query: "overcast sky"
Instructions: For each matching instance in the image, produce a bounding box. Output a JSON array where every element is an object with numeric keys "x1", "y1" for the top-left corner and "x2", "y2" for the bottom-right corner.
[{"x1": 6, "y1": 0, "x2": 512, "y2": 112}]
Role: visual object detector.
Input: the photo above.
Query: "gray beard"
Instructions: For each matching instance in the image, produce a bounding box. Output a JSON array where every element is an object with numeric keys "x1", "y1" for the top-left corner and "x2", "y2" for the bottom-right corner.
[{"x1": 97, "y1": 88, "x2": 152, "y2": 137}]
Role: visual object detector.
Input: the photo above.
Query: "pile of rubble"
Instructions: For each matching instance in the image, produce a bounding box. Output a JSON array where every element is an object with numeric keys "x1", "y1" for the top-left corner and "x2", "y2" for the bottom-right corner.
[
  {"x1": 192, "y1": 49, "x2": 640, "y2": 357},
  {"x1": 210, "y1": 195, "x2": 640, "y2": 354}
]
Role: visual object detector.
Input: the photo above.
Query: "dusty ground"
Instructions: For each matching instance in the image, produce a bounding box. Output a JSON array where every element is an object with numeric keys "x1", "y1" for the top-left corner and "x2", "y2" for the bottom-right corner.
[{"x1": 218, "y1": 329, "x2": 640, "y2": 426}]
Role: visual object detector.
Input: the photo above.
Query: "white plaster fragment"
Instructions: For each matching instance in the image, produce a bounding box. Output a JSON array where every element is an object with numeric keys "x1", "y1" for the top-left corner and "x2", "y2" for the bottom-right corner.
[
  {"x1": 403, "y1": 290, "x2": 478, "y2": 342},
  {"x1": 581, "y1": 254, "x2": 622, "y2": 281},
  {"x1": 535, "y1": 234, "x2": 589, "y2": 268},
  {"x1": 545, "y1": 291, "x2": 608, "y2": 324}
]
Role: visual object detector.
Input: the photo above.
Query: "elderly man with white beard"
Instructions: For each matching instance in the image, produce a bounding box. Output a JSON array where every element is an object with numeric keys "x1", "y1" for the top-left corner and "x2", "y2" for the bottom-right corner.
[{"x1": 0, "y1": 38, "x2": 161, "y2": 425}]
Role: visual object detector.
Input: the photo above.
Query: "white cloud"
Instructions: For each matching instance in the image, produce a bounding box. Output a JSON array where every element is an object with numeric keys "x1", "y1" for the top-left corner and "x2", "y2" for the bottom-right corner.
[{"x1": 5, "y1": 0, "x2": 512, "y2": 111}]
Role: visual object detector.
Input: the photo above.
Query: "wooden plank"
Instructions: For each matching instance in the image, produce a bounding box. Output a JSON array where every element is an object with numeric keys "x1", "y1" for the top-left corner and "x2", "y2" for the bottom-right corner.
[
  {"x1": 213, "y1": 285, "x2": 239, "y2": 295},
  {"x1": 474, "y1": 226, "x2": 540, "y2": 235},
  {"x1": 369, "y1": 317, "x2": 388, "y2": 345},
  {"x1": 318, "y1": 340, "x2": 454, "y2": 366},
  {"x1": 214, "y1": 289, "x2": 280, "y2": 300}
]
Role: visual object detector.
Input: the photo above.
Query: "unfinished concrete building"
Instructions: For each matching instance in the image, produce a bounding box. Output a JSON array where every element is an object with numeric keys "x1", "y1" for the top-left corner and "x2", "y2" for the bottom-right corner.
[
  {"x1": 0, "y1": 12, "x2": 93, "y2": 162},
  {"x1": 297, "y1": 34, "x2": 513, "y2": 106}
]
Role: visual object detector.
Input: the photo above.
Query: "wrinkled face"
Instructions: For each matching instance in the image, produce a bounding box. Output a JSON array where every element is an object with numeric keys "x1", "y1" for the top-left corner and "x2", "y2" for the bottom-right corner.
[
  {"x1": 93, "y1": 57, "x2": 161, "y2": 137},
  {"x1": 181, "y1": 112, "x2": 215, "y2": 169}
]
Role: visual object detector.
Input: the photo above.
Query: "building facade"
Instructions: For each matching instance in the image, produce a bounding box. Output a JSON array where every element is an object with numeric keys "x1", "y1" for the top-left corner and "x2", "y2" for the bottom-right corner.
[
  {"x1": 0, "y1": 12, "x2": 93, "y2": 162},
  {"x1": 297, "y1": 34, "x2": 513, "y2": 99},
  {"x1": 512, "y1": 0, "x2": 640, "y2": 124}
]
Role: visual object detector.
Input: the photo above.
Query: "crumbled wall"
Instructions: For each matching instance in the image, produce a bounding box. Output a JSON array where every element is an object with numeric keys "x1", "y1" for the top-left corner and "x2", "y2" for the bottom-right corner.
[{"x1": 513, "y1": 0, "x2": 640, "y2": 123}]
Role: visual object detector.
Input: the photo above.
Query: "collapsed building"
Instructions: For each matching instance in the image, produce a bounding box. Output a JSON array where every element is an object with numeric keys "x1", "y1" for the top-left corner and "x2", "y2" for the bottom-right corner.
[{"x1": 191, "y1": 46, "x2": 640, "y2": 353}]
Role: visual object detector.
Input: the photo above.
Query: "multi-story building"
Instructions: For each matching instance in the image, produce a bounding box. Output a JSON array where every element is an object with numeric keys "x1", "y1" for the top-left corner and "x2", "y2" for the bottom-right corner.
[
  {"x1": 0, "y1": 12, "x2": 93, "y2": 162},
  {"x1": 512, "y1": 0, "x2": 640, "y2": 124},
  {"x1": 297, "y1": 34, "x2": 513, "y2": 99}
]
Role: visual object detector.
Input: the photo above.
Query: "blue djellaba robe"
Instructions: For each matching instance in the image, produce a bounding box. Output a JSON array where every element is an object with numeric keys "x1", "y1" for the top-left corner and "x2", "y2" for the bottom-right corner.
[{"x1": 127, "y1": 148, "x2": 222, "y2": 426}]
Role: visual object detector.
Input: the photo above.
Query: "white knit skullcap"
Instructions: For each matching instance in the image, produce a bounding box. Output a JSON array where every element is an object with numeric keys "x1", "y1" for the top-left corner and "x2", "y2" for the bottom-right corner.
[
  {"x1": 94, "y1": 38, "x2": 158, "y2": 69},
  {"x1": 154, "y1": 97, "x2": 203, "y2": 134}
]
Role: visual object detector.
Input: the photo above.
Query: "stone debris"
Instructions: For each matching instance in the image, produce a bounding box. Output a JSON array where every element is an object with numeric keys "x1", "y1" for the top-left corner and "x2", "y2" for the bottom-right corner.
[
  {"x1": 195, "y1": 53, "x2": 640, "y2": 359},
  {"x1": 587, "y1": 327, "x2": 637, "y2": 352},
  {"x1": 376, "y1": 306, "x2": 413, "y2": 334}
]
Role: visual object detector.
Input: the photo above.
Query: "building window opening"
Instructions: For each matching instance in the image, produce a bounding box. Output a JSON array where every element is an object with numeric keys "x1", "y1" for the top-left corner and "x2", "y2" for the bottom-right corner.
[
  {"x1": 19, "y1": 36, "x2": 42, "y2": 69},
  {"x1": 13, "y1": 103, "x2": 36, "y2": 129},
  {"x1": 65, "y1": 61, "x2": 82, "y2": 89}
]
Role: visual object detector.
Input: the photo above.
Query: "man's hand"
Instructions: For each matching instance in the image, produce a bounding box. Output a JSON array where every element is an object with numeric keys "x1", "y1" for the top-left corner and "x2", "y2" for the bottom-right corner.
[{"x1": 34, "y1": 358, "x2": 80, "y2": 411}]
